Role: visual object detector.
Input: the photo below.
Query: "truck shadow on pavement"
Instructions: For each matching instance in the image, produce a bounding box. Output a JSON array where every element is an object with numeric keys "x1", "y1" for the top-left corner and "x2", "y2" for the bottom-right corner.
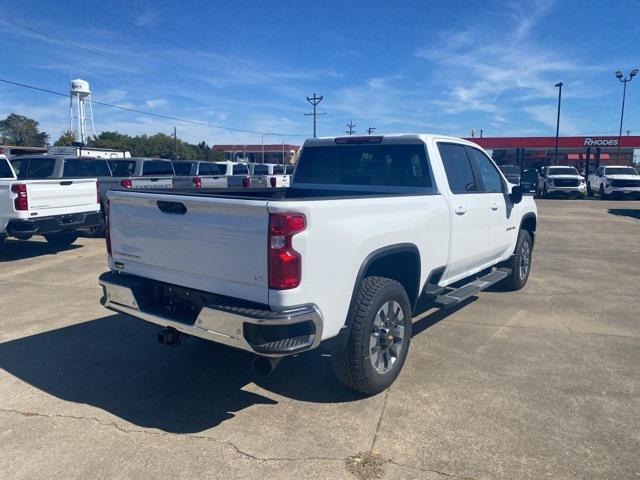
[
  {"x1": 608, "y1": 208, "x2": 640, "y2": 220},
  {"x1": 0, "y1": 239, "x2": 82, "y2": 262},
  {"x1": 0, "y1": 304, "x2": 462, "y2": 433}
]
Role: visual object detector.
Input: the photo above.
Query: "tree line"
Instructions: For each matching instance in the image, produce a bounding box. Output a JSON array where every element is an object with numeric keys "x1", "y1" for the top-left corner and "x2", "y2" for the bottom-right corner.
[{"x1": 0, "y1": 113, "x2": 224, "y2": 161}]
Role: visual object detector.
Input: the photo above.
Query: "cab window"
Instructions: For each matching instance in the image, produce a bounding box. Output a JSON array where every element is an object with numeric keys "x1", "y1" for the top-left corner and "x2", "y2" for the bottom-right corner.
[
  {"x1": 438, "y1": 143, "x2": 478, "y2": 193},
  {"x1": 466, "y1": 147, "x2": 504, "y2": 193}
]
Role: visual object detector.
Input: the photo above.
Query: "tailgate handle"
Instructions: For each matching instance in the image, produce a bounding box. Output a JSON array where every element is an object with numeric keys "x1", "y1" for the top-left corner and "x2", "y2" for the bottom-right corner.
[
  {"x1": 157, "y1": 201, "x2": 187, "y2": 214},
  {"x1": 60, "y1": 181, "x2": 73, "y2": 186}
]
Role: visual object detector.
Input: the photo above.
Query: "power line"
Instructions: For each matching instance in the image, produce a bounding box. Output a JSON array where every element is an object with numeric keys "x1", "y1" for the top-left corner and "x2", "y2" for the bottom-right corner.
[
  {"x1": 304, "y1": 93, "x2": 324, "y2": 138},
  {"x1": 346, "y1": 120, "x2": 356, "y2": 135},
  {"x1": 0, "y1": 77, "x2": 307, "y2": 137}
]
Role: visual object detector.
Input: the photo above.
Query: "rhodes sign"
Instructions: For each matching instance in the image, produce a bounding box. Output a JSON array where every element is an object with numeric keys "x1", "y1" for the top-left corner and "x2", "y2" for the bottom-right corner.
[{"x1": 583, "y1": 137, "x2": 619, "y2": 147}]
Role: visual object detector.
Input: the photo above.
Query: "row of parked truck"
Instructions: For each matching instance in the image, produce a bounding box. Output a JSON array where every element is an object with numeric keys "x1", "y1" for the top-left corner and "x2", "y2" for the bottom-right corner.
[
  {"x1": 499, "y1": 164, "x2": 640, "y2": 199},
  {"x1": 0, "y1": 153, "x2": 293, "y2": 248}
]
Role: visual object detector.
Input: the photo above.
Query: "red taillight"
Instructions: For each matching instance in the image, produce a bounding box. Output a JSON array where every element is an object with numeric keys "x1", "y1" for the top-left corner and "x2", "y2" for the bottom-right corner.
[
  {"x1": 11, "y1": 184, "x2": 28, "y2": 211},
  {"x1": 105, "y1": 199, "x2": 111, "y2": 256},
  {"x1": 120, "y1": 179, "x2": 132, "y2": 189},
  {"x1": 268, "y1": 213, "x2": 306, "y2": 290},
  {"x1": 192, "y1": 176, "x2": 202, "y2": 188},
  {"x1": 242, "y1": 177, "x2": 250, "y2": 188},
  {"x1": 270, "y1": 177, "x2": 277, "y2": 187}
]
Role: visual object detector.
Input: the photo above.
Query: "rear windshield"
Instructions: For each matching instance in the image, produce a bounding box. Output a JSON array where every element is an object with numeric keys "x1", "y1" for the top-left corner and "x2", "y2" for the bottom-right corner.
[
  {"x1": 11, "y1": 157, "x2": 56, "y2": 179},
  {"x1": 273, "y1": 165, "x2": 285, "y2": 174},
  {"x1": 215, "y1": 163, "x2": 228, "y2": 175},
  {"x1": 172, "y1": 162, "x2": 194, "y2": 176},
  {"x1": 295, "y1": 144, "x2": 433, "y2": 188},
  {"x1": 285, "y1": 166, "x2": 294, "y2": 174},
  {"x1": 232, "y1": 164, "x2": 249, "y2": 175},
  {"x1": 142, "y1": 160, "x2": 174, "y2": 176},
  {"x1": 109, "y1": 160, "x2": 136, "y2": 176},
  {"x1": 252, "y1": 164, "x2": 269, "y2": 175},
  {"x1": 604, "y1": 167, "x2": 638, "y2": 176},
  {"x1": 548, "y1": 167, "x2": 579, "y2": 176},
  {"x1": 63, "y1": 159, "x2": 111, "y2": 177},
  {"x1": 0, "y1": 158, "x2": 13, "y2": 178},
  {"x1": 499, "y1": 165, "x2": 520, "y2": 175},
  {"x1": 198, "y1": 163, "x2": 220, "y2": 175}
]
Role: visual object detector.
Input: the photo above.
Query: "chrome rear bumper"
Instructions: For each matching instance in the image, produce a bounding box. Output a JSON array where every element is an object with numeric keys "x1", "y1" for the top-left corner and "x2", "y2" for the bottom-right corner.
[{"x1": 99, "y1": 271, "x2": 323, "y2": 357}]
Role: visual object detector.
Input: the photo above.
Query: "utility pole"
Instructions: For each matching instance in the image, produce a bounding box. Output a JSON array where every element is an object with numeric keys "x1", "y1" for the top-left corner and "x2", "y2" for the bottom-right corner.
[
  {"x1": 304, "y1": 93, "x2": 324, "y2": 138},
  {"x1": 261, "y1": 133, "x2": 264, "y2": 163},
  {"x1": 367, "y1": 127, "x2": 376, "y2": 135},
  {"x1": 346, "y1": 120, "x2": 356, "y2": 135},
  {"x1": 554, "y1": 82, "x2": 563, "y2": 166},
  {"x1": 173, "y1": 126, "x2": 178, "y2": 160},
  {"x1": 480, "y1": 128, "x2": 484, "y2": 138},
  {"x1": 282, "y1": 140, "x2": 285, "y2": 166},
  {"x1": 627, "y1": 130, "x2": 631, "y2": 136},
  {"x1": 615, "y1": 69, "x2": 638, "y2": 164}
]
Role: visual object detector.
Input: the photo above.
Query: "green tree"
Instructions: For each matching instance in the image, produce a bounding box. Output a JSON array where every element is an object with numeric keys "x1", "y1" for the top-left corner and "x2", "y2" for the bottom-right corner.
[
  {"x1": 0, "y1": 113, "x2": 50, "y2": 146},
  {"x1": 54, "y1": 130, "x2": 76, "y2": 146}
]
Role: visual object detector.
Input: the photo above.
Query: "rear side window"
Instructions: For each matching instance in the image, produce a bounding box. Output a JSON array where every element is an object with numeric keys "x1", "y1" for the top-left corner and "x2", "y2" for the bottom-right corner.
[
  {"x1": 172, "y1": 162, "x2": 194, "y2": 176},
  {"x1": 109, "y1": 160, "x2": 136, "y2": 176},
  {"x1": 295, "y1": 144, "x2": 433, "y2": 187},
  {"x1": 142, "y1": 161, "x2": 174, "y2": 176},
  {"x1": 466, "y1": 148, "x2": 504, "y2": 193},
  {"x1": 62, "y1": 159, "x2": 111, "y2": 178},
  {"x1": 198, "y1": 163, "x2": 220, "y2": 175},
  {"x1": 252, "y1": 164, "x2": 269, "y2": 175},
  {"x1": 13, "y1": 158, "x2": 56, "y2": 179},
  {"x1": 273, "y1": 165, "x2": 285, "y2": 174},
  {"x1": 233, "y1": 164, "x2": 249, "y2": 175},
  {"x1": 0, "y1": 158, "x2": 14, "y2": 178},
  {"x1": 438, "y1": 143, "x2": 478, "y2": 193}
]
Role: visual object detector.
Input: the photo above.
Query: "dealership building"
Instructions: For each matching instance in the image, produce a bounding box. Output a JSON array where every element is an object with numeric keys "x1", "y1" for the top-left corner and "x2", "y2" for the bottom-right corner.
[{"x1": 466, "y1": 135, "x2": 640, "y2": 171}]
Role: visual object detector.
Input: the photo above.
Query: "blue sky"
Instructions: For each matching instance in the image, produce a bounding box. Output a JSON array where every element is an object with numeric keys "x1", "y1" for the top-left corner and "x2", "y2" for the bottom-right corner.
[{"x1": 0, "y1": 0, "x2": 639, "y2": 145}]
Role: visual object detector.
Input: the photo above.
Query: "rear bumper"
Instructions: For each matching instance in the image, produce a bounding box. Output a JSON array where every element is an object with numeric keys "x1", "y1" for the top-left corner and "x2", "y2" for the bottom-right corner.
[
  {"x1": 6, "y1": 211, "x2": 101, "y2": 236},
  {"x1": 98, "y1": 271, "x2": 323, "y2": 357}
]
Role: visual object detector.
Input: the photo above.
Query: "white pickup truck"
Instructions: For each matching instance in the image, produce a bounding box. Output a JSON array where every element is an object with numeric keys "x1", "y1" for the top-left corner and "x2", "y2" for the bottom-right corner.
[
  {"x1": 248, "y1": 163, "x2": 291, "y2": 188},
  {"x1": 536, "y1": 166, "x2": 586, "y2": 198},
  {"x1": 587, "y1": 165, "x2": 640, "y2": 199},
  {"x1": 0, "y1": 155, "x2": 101, "y2": 251},
  {"x1": 99, "y1": 134, "x2": 537, "y2": 394}
]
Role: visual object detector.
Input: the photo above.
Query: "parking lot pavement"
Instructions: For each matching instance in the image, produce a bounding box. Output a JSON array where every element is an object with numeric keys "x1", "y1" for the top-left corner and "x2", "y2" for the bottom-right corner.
[{"x1": 1, "y1": 198, "x2": 639, "y2": 479}]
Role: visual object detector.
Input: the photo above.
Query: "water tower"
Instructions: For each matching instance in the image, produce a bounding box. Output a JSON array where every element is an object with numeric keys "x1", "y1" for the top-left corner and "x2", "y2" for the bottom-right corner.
[{"x1": 69, "y1": 78, "x2": 96, "y2": 144}]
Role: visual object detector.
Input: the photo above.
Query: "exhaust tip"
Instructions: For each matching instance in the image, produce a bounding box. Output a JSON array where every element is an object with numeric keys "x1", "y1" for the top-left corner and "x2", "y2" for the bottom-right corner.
[{"x1": 251, "y1": 356, "x2": 281, "y2": 377}]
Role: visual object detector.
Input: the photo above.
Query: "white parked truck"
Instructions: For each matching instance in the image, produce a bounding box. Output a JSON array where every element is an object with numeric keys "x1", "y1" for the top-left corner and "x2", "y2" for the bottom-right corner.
[
  {"x1": 0, "y1": 155, "x2": 101, "y2": 250},
  {"x1": 536, "y1": 166, "x2": 586, "y2": 198},
  {"x1": 587, "y1": 165, "x2": 640, "y2": 199},
  {"x1": 171, "y1": 160, "x2": 228, "y2": 189},
  {"x1": 248, "y1": 163, "x2": 291, "y2": 188},
  {"x1": 99, "y1": 135, "x2": 537, "y2": 394}
]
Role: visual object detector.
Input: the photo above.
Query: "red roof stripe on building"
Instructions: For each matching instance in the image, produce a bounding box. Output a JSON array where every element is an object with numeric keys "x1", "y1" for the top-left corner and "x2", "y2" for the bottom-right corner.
[{"x1": 464, "y1": 136, "x2": 640, "y2": 149}]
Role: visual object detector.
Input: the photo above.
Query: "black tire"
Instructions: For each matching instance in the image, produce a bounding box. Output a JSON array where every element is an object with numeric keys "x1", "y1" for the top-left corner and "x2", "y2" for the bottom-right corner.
[
  {"x1": 586, "y1": 183, "x2": 593, "y2": 196},
  {"x1": 599, "y1": 184, "x2": 608, "y2": 199},
  {"x1": 0, "y1": 234, "x2": 5, "y2": 253},
  {"x1": 332, "y1": 276, "x2": 412, "y2": 395},
  {"x1": 502, "y1": 229, "x2": 533, "y2": 291},
  {"x1": 44, "y1": 232, "x2": 79, "y2": 247}
]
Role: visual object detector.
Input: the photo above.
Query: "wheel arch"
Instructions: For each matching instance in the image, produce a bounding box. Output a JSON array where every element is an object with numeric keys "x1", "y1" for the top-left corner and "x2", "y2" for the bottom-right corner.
[{"x1": 519, "y1": 213, "x2": 537, "y2": 247}]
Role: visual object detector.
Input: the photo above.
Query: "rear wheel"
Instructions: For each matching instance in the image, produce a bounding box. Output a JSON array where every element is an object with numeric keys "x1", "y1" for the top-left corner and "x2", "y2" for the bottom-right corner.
[
  {"x1": 0, "y1": 234, "x2": 5, "y2": 253},
  {"x1": 44, "y1": 232, "x2": 79, "y2": 247},
  {"x1": 332, "y1": 276, "x2": 412, "y2": 395},
  {"x1": 599, "y1": 184, "x2": 608, "y2": 199},
  {"x1": 503, "y1": 229, "x2": 533, "y2": 291}
]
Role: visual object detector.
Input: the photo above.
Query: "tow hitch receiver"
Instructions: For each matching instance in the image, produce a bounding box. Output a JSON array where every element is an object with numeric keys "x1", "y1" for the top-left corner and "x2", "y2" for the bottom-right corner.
[{"x1": 157, "y1": 328, "x2": 185, "y2": 347}]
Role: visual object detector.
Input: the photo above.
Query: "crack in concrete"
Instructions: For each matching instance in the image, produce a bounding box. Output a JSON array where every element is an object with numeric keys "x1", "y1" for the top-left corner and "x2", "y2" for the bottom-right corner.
[
  {"x1": 386, "y1": 459, "x2": 460, "y2": 478},
  {"x1": 0, "y1": 408, "x2": 342, "y2": 464},
  {"x1": 369, "y1": 388, "x2": 390, "y2": 454}
]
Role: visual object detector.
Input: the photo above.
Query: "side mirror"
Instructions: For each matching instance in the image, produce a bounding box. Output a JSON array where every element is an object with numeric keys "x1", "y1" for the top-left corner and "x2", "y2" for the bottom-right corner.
[{"x1": 510, "y1": 185, "x2": 523, "y2": 204}]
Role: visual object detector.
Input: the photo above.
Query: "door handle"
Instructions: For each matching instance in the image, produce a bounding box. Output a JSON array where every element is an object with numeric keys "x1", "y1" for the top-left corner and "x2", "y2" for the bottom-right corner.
[
  {"x1": 491, "y1": 203, "x2": 499, "y2": 211},
  {"x1": 455, "y1": 206, "x2": 466, "y2": 215}
]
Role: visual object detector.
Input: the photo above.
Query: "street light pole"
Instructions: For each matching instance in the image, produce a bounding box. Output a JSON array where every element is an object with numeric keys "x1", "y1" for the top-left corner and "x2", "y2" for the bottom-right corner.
[
  {"x1": 615, "y1": 69, "x2": 638, "y2": 164},
  {"x1": 554, "y1": 82, "x2": 563, "y2": 166}
]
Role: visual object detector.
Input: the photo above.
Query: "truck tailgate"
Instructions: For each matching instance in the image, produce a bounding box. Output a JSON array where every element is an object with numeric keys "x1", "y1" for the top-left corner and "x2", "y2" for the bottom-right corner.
[
  {"x1": 108, "y1": 191, "x2": 270, "y2": 304},
  {"x1": 26, "y1": 179, "x2": 99, "y2": 216}
]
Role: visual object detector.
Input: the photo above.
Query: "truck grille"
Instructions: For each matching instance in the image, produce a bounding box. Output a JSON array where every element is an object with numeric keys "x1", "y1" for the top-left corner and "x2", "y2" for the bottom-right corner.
[
  {"x1": 611, "y1": 179, "x2": 640, "y2": 188},
  {"x1": 553, "y1": 179, "x2": 579, "y2": 187}
]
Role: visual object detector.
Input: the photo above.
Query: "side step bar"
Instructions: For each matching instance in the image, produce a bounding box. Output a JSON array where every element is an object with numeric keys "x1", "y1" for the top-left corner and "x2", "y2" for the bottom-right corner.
[{"x1": 434, "y1": 268, "x2": 511, "y2": 308}]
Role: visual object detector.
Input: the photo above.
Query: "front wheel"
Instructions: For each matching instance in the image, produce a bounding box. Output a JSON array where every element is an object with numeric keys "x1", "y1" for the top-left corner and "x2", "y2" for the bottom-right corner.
[
  {"x1": 44, "y1": 232, "x2": 79, "y2": 248},
  {"x1": 502, "y1": 229, "x2": 533, "y2": 291},
  {"x1": 332, "y1": 276, "x2": 412, "y2": 395}
]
